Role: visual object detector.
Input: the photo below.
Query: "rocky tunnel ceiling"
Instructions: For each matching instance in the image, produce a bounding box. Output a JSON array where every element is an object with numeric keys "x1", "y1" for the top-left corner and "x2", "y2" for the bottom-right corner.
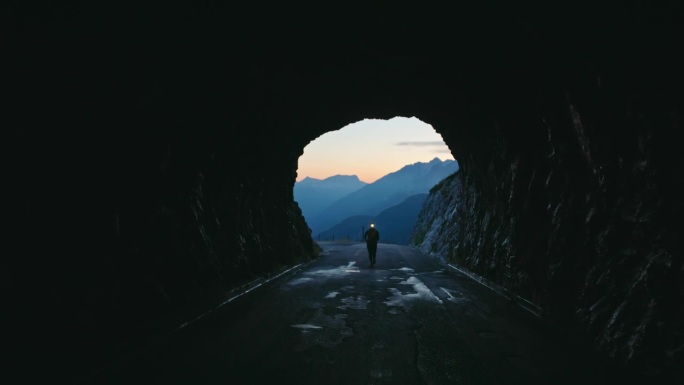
[{"x1": 5, "y1": 1, "x2": 683, "y2": 383}]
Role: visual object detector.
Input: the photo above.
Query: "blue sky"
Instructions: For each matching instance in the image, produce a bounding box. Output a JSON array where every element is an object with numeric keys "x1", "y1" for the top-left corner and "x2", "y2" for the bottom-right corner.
[{"x1": 296, "y1": 116, "x2": 455, "y2": 183}]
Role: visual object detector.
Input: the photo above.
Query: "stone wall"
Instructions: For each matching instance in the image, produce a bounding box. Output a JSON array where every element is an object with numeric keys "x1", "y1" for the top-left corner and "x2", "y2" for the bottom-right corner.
[{"x1": 412, "y1": 70, "x2": 683, "y2": 381}]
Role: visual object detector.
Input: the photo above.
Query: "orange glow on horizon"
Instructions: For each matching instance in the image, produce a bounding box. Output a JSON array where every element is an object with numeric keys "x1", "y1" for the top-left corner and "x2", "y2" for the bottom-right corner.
[{"x1": 296, "y1": 117, "x2": 454, "y2": 184}]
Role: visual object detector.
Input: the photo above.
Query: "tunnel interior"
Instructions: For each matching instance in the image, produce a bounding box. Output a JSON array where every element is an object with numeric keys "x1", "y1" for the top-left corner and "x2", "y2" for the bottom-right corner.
[{"x1": 5, "y1": 1, "x2": 683, "y2": 383}]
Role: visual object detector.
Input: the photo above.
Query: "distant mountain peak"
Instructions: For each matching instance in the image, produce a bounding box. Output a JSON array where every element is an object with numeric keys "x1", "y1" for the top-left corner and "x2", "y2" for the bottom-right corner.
[
  {"x1": 297, "y1": 175, "x2": 364, "y2": 185},
  {"x1": 324, "y1": 174, "x2": 361, "y2": 182},
  {"x1": 405, "y1": 157, "x2": 449, "y2": 168},
  {"x1": 294, "y1": 174, "x2": 368, "y2": 226}
]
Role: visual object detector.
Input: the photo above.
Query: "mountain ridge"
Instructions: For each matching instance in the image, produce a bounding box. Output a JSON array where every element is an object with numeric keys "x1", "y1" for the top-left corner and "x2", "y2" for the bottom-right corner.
[
  {"x1": 294, "y1": 174, "x2": 368, "y2": 220},
  {"x1": 316, "y1": 193, "x2": 428, "y2": 245},
  {"x1": 297, "y1": 157, "x2": 458, "y2": 235}
]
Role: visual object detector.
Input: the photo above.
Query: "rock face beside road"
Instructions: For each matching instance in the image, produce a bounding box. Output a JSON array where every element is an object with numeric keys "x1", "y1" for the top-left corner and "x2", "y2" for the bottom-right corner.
[
  {"x1": 412, "y1": 128, "x2": 681, "y2": 382},
  {"x1": 410, "y1": 173, "x2": 462, "y2": 262}
]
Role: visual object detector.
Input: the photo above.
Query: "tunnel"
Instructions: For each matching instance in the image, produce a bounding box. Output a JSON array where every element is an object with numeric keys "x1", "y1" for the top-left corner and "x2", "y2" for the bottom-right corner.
[{"x1": 4, "y1": 1, "x2": 683, "y2": 383}]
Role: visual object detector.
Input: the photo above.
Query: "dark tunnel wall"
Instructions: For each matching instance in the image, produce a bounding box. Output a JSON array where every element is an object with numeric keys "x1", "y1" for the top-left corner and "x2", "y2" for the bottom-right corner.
[{"x1": 4, "y1": 1, "x2": 683, "y2": 383}]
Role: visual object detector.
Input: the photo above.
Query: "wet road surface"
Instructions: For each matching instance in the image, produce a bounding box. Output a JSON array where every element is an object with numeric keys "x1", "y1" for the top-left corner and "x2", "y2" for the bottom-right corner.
[{"x1": 78, "y1": 242, "x2": 623, "y2": 384}]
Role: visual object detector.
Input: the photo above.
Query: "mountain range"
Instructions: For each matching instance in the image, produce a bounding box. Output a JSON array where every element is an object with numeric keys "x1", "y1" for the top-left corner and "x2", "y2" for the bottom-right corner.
[
  {"x1": 316, "y1": 193, "x2": 429, "y2": 244},
  {"x1": 295, "y1": 157, "x2": 459, "y2": 242},
  {"x1": 293, "y1": 175, "x2": 367, "y2": 220}
]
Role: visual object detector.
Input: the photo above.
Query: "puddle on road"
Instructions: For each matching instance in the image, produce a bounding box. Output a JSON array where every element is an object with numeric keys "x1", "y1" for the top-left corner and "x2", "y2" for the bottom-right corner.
[
  {"x1": 291, "y1": 310, "x2": 353, "y2": 351},
  {"x1": 307, "y1": 262, "x2": 360, "y2": 276},
  {"x1": 288, "y1": 277, "x2": 314, "y2": 285},
  {"x1": 289, "y1": 263, "x2": 360, "y2": 291},
  {"x1": 291, "y1": 324, "x2": 323, "y2": 330},
  {"x1": 391, "y1": 267, "x2": 415, "y2": 273},
  {"x1": 337, "y1": 295, "x2": 369, "y2": 310},
  {"x1": 385, "y1": 276, "x2": 443, "y2": 312},
  {"x1": 440, "y1": 287, "x2": 470, "y2": 303}
]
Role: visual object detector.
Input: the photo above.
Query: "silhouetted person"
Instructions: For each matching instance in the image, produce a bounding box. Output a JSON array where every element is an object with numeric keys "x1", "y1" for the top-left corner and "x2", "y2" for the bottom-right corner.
[{"x1": 364, "y1": 223, "x2": 379, "y2": 267}]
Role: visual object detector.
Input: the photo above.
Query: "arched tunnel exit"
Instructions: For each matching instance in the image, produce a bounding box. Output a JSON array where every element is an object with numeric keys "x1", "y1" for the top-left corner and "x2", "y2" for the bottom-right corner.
[
  {"x1": 4, "y1": 1, "x2": 683, "y2": 384},
  {"x1": 294, "y1": 116, "x2": 457, "y2": 243}
]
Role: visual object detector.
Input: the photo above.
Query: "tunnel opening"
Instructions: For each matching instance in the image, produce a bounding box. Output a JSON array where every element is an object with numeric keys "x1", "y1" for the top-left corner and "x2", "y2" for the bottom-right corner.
[{"x1": 293, "y1": 116, "x2": 457, "y2": 244}]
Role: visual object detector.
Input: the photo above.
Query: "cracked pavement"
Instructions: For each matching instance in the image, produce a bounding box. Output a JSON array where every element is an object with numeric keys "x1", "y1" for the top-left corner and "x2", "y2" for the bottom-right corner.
[{"x1": 80, "y1": 242, "x2": 623, "y2": 385}]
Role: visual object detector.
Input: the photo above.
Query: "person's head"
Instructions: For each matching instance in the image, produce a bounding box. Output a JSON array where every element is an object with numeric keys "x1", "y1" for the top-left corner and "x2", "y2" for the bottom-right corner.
[{"x1": 370, "y1": 223, "x2": 375, "y2": 228}]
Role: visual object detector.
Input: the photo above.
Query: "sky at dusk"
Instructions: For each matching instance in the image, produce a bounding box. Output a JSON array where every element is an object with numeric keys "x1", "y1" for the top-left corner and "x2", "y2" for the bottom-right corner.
[{"x1": 296, "y1": 117, "x2": 455, "y2": 184}]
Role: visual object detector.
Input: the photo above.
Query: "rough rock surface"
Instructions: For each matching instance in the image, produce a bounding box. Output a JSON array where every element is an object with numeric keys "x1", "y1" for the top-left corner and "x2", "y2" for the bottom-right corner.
[
  {"x1": 411, "y1": 173, "x2": 462, "y2": 262},
  {"x1": 4, "y1": 1, "x2": 683, "y2": 383}
]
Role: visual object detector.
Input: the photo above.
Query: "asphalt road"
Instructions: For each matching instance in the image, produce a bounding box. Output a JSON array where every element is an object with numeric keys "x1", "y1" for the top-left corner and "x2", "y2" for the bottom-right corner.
[{"x1": 78, "y1": 242, "x2": 624, "y2": 385}]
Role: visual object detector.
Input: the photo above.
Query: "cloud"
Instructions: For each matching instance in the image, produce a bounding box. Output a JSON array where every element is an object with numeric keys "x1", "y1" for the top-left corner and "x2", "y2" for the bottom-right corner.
[{"x1": 396, "y1": 141, "x2": 446, "y2": 147}]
